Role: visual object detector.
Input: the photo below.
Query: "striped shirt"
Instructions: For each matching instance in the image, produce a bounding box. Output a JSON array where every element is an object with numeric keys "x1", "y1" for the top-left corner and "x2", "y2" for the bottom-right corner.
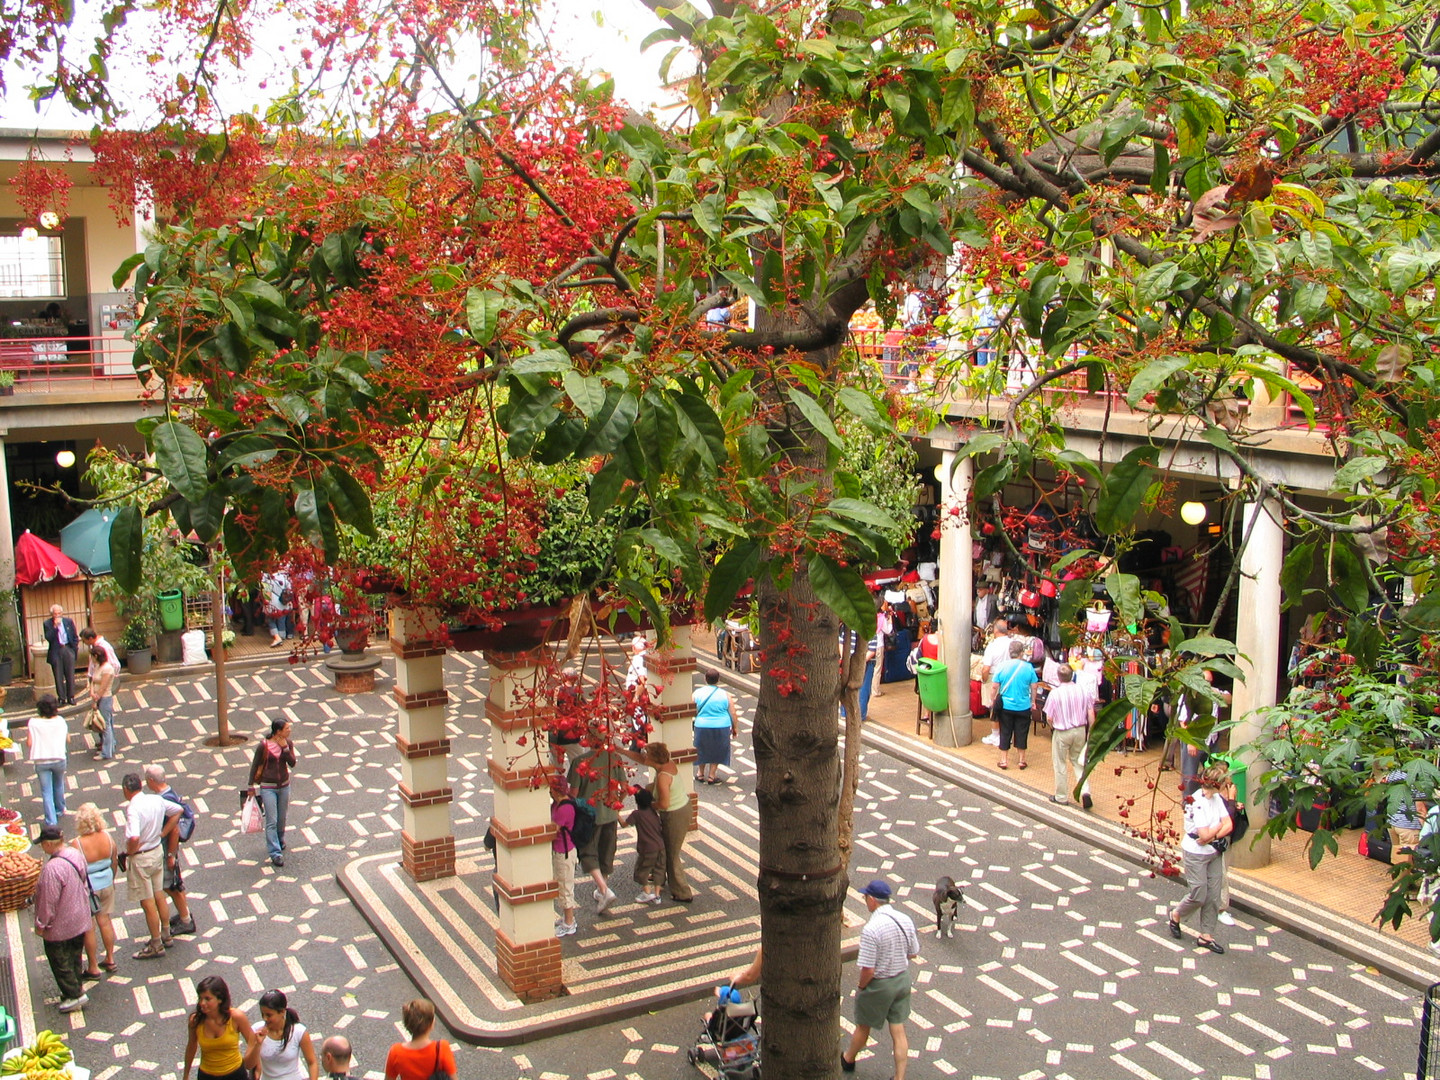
[
  {"x1": 857, "y1": 905, "x2": 919, "y2": 978},
  {"x1": 1044, "y1": 682, "x2": 1093, "y2": 731}
]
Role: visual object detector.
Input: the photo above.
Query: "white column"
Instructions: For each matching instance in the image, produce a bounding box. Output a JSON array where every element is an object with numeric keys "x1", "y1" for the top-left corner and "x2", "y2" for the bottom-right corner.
[
  {"x1": 1229, "y1": 497, "x2": 1284, "y2": 869},
  {"x1": 389, "y1": 607, "x2": 455, "y2": 882},
  {"x1": 649, "y1": 624, "x2": 698, "y2": 828},
  {"x1": 0, "y1": 437, "x2": 14, "y2": 591},
  {"x1": 934, "y1": 452, "x2": 974, "y2": 746}
]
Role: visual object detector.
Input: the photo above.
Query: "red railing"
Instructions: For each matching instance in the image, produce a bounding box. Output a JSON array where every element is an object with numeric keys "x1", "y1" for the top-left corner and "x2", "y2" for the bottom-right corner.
[{"x1": 0, "y1": 335, "x2": 143, "y2": 393}]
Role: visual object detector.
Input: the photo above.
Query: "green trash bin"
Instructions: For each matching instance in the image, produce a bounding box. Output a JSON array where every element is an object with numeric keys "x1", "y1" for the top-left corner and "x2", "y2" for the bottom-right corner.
[
  {"x1": 0, "y1": 1004, "x2": 15, "y2": 1056},
  {"x1": 915, "y1": 658, "x2": 949, "y2": 714},
  {"x1": 157, "y1": 589, "x2": 185, "y2": 633},
  {"x1": 1211, "y1": 752, "x2": 1248, "y2": 805}
]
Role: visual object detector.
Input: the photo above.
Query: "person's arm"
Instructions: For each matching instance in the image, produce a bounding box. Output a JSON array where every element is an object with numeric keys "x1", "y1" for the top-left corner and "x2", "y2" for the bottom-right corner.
[
  {"x1": 730, "y1": 946, "x2": 763, "y2": 989},
  {"x1": 239, "y1": 1012, "x2": 262, "y2": 1071},
  {"x1": 183, "y1": 1015, "x2": 200, "y2": 1078},
  {"x1": 125, "y1": 807, "x2": 141, "y2": 855},
  {"x1": 727, "y1": 693, "x2": 740, "y2": 732},
  {"x1": 282, "y1": 744, "x2": 296, "y2": 768},
  {"x1": 162, "y1": 803, "x2": 182, "y2": 858},
  {"x1": 249, "y1": 744, "x2": 265, "y2": 790},
  {"x1": 300, "y1": 1030, "x2": 318, "y2": 1080},
  {"x1": 856, "y1": 964, "x2": 876, "y2": 990}
]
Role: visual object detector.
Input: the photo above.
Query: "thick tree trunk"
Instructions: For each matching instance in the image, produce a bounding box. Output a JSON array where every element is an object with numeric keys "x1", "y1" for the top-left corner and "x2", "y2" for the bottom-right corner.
[
  {"x1": 754, "y1": 563, "x2": 847, "y2": 1080},
  {"x1": 752, "y1": 311, "x2": 853, "y2": 1079}
]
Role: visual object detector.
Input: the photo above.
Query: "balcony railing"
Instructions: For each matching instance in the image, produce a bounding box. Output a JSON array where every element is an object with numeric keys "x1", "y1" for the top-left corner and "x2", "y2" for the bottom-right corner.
[{"x1": 0, "y1": 335, "x2": 143, "y2": 394}]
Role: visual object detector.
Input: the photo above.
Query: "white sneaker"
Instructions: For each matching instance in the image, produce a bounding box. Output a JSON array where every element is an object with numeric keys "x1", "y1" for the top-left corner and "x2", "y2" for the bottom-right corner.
[
  {"x1": 1217, "y1": 911, "x2": 1236, "y2": 926},
  {"x1": 592, "y1": 887, "x2": 602, "y2": 903},
  {"x1": 982, "y1": 733, "x2": 1000, "y2": 746},
  {"x1": 555, "y1": 922, "x2": 578, "y2": 937},
  {"x1": 58, "y1": 994, "x2": 88, "y2": 1013},
  {"x1": 597, "y1": 888, "x2": 618, "y2": 912}
]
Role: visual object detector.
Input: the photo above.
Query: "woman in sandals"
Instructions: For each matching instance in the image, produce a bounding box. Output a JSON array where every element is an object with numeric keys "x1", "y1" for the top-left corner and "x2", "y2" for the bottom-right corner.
[
  {"x1": 72, "y1": 802, "x2": 119, "y2": 978},
  {"x1": 691, "y1": 669, "x2": 739, "y2": 785},
  {"x1": 1167, "y1": 763, "x2": 1234, "y2": 955},
  {"x1": 249, "y1": 719, "x2": 297, "y2": 868},
  {"x1": 183, "y1": 975, "x2": 259, "y2": 1080}
]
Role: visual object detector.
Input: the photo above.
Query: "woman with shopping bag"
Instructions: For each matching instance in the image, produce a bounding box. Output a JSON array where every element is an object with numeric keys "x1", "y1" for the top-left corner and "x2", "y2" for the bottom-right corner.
[{"x1": 248, "y1": 720, "x2": 297, "y2": 868}]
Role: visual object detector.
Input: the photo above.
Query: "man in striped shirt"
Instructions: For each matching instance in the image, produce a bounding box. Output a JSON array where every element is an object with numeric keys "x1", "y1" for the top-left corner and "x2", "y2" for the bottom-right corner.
[
  {"x1": 1045, "y1": 664, "x2": 1096, "y2": 808},
  {"x1": 841, "y1": 880, "x2": 920, "y2": 1079}
]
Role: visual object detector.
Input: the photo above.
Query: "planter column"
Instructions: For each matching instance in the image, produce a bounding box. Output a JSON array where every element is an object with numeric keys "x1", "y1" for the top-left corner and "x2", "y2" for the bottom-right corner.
[
  {"x1": 484, "y1": 647, "x2": 564, "y2": 1003},
  {"x1": 1230, "y1": 497, "x2": 1284, "y2": 869},
  {"x1": 647, "y1": 626, "x2": 698, "y2": 829},
  {"x1": 389, "y1": 608, "x2": 455, "y2": 882}
]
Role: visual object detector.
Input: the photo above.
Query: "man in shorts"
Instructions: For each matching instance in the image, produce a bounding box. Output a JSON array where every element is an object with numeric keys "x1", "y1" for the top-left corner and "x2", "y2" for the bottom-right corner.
[
  {"x1": 145, "y1": 764, "x2": 197, "y2": 935},
  {"x1": 121, "y1": 772, "x2": 182, "y2": 959},
  {"x1": 841, "y1": 879, "x2": 920, "y2": 1080}
]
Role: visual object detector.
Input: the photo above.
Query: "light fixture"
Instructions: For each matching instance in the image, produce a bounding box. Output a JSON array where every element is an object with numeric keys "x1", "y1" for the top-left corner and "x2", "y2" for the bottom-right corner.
[
  {"x1": 20, "y1": 226, "x2": 38, "y2": 241},
  {"x1": 1180, "y1": 501, "x2": 1207, "y2": 525},
  {"x1": 55, "y1": 449, "x2": 76, "y2": 468},
  {"x1": 38, "y1": 211, "x2": 60, "y2": 230}
]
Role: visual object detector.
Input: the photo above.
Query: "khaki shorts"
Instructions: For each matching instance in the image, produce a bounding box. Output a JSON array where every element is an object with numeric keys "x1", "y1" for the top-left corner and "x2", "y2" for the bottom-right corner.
[
  {"x1": 127, "y1": 847, "x2": 164, "y2": 903},
  {"x1": 552, "y1": 847, "x2": 576, "y2": 912},
  {"x1": 94, "y1": 884, "x2": 115, "y2": 916}
]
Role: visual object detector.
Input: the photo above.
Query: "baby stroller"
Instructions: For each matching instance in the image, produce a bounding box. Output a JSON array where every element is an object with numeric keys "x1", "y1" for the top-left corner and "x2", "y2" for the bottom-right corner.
[{"x1": 687, "y1": 987, "x2": 761, "y2": 1080}]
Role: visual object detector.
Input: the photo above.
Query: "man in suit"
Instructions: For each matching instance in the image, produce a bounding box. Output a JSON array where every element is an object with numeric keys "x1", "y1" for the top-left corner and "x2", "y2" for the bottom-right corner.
[{"x1": 43, "y1": 605, "x2": 78, "y2": 706}]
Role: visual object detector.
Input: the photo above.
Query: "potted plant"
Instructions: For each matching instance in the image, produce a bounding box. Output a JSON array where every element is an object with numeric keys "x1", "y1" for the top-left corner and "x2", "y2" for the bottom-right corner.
[
  {"x1": 120, "y1": 617, "x2": 154, "y2": 674},
  {"x1": 0, "y1": 370, "x2": 14, "y2": 396},
  {"x1": 0, "y1": 620, "x2": 18, "y2": 685}
]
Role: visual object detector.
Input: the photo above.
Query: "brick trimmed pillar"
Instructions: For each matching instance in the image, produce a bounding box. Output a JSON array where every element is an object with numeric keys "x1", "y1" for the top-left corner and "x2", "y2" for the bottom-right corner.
[
  {"x1": 648, "y1": 625, "x2": 699, "y2": 831},
  {"x1": 390, "y1": 608, "x2": 455, "y2": 882},
  {"x1": 484, "y1": 647, "x2": 564, "y2": 1003}
]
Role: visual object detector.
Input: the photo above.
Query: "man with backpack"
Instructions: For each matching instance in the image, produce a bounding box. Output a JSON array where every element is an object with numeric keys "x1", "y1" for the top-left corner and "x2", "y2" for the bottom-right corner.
[{"x1": 145, "y1": 764, "x2": 198, "y2": 935}]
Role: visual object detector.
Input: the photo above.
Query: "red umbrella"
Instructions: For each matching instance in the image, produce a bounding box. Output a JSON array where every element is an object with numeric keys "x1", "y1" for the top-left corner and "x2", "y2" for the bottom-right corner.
[{"x1": 15, "y1": 530, "x2": 83, "y2": 586}]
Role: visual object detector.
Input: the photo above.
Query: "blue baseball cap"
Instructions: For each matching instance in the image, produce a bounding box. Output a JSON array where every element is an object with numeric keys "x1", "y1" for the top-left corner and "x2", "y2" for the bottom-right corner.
[{"x1": 860, "y1": 879, "x2": 892, "y2": 901}]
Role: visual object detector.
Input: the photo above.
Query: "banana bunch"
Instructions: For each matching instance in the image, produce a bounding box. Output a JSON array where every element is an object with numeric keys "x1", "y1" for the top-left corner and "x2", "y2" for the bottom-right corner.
[{"x1": 3, "y1": 1029, "x2": 73, "y2": 1075}]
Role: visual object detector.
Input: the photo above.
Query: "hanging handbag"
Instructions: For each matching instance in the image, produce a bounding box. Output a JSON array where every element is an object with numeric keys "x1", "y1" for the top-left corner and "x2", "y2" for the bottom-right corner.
[
  {"x1": 86, "y1": 708, "x2": 107, "y2": 734},
  {"x1": 426, "y1": 1041, "x2": 454, "y2": 1080},
  {"x1": 240, "y1": 792, "x2": 263, "y2": 835},
  {"x1": 1018, "y1": 589, "x2": 1041, "y2": 610}
]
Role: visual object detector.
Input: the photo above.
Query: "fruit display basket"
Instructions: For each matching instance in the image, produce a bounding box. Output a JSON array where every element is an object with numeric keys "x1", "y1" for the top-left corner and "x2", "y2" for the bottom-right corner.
[
  {"x1": 0, "y1": 854, "x2": 41, "y2": 913},
  {"x1": 2, "y1": 1027, "x2": 89, "y2": 1079}
]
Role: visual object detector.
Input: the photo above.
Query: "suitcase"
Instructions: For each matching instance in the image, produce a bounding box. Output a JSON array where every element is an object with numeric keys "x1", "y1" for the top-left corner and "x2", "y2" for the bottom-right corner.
[
  {"x1": 881, "y1": 628, "x2": 913, "y2": 683},
  {"x1": 1361, "y1": 807, "x2": 1392, "y2": 864}
]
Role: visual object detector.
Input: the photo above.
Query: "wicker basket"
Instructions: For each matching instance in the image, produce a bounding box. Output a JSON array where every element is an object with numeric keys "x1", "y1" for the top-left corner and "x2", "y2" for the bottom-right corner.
[{"x1": 0, "y1": 858, "x2": 43, "y2": 912}]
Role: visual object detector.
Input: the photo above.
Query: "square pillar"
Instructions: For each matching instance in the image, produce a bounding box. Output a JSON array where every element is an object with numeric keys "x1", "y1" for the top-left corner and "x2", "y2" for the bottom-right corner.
[
  {"x1": 485, "y1": 647, "x2": 564, "y2": 1003},
  {"x1": 390, "y1": 607, "x2": 455, "y2": 882}
]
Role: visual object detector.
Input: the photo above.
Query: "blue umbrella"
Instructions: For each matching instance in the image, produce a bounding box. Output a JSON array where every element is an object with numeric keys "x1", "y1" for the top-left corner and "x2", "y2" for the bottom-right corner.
[{"x1": 60, "y1": 508, "x2": 116, "y2": 575}]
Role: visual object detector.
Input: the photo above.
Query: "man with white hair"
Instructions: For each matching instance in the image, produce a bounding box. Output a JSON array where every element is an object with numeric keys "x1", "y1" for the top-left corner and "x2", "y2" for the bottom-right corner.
[
  {"x1": 43, "y1": 604, "x2": 79, "y2": 706},
  {"x1": 144, "y1": 764, "x2": 197, "y2": 935}
]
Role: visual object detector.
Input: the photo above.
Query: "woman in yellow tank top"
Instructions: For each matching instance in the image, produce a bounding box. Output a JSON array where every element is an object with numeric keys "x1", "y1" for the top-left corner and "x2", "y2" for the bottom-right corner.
[{"x1": 183, "y1": 975, "x2": 259, "y2": 1080}]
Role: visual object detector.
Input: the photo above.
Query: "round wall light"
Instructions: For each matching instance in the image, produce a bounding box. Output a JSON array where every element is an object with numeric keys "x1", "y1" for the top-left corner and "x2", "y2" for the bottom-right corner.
[
  {"x1": 55, "y1": 449, "x2": 76, "y2": 468},
  {"x1": 1180, "y1": 501, "x2": 1207, "y2": 525},
  {"x1": 39, "y1": 211, "x2": 60, "y2": 230}
]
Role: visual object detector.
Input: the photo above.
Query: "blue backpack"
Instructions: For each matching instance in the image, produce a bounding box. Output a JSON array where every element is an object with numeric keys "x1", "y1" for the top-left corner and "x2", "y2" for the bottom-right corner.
[{"x1": 161, "y1": 788, "x2": 197, "y2": 843}]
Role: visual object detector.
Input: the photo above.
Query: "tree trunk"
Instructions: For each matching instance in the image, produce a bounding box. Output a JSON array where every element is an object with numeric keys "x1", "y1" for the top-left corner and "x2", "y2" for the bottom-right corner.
[{"x1": 753, "y1": 313, "x2": 852, "y2": 1080}]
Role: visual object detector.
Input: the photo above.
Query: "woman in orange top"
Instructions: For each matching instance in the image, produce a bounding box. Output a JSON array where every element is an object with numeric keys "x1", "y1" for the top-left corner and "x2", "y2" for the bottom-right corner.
[{"x1": 384, "y1": 999, "x2": 456, "y2": 1080}]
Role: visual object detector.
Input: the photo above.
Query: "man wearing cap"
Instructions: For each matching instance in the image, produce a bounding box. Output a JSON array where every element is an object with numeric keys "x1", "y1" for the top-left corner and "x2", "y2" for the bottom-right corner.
[
  {"x1": 842, "y1": 879, "x2": 921, "y2": 1079},
  {"x1": 34, "y1": 824, "x2": 92, "y2": 1012}
]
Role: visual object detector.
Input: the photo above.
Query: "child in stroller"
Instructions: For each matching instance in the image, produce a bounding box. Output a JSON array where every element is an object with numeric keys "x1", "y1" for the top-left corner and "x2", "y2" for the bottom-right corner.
[{"x1": 687, "y1": 949, "x2": 762, "y2": 1079}]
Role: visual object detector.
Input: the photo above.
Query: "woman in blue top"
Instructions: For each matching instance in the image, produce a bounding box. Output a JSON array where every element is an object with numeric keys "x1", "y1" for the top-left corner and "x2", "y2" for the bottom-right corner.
[
  {"x1": 693, "y1": 669, "x2": 739, "y2": 785},
  {"x1": 990, "y1": 638, "x2": 1038, "y2": 770}
]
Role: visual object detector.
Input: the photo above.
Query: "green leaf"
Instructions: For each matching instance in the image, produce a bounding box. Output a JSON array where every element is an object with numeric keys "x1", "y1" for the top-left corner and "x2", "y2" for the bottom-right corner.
[
  {"x1": 588, "y1": 460, "x2": 626, "y2": 517},
  {"x1": 1402, "y1": 590, "x2": 1440, "y2": 630},
  {"x1": 1057, "y1": 578, "x2": 1091, "y2": 644},
  {"x1": 705, "y1": 540, "x2": 761, "y2": 623},
  {"x1": 109, "y1": 505, "x2": 144, "y2": 594},
  {"x1": 323, "y1": 465, "x2": 376, "y2": 536},
  {"x1": 465, "y1": 288, "x2": 503, "y2": 345},
  {"x1": 1329, "y1": 456, "x2": 1386, "y2": 491},
  {"x1": 735, "y1": 188, "x2": 779, "y2": 224},
  {"x1": 510, "y1": 349, "x2": 571, "y2": 375},
  {"x1": 1096, "y1": 446, "x2": 1159, "y2": 534},
  {"x1": 672, "y1": 391, "x2": 727, "y2": 472},
  {"x1": 826, "y1": 497, "x2": 900, "y2": 532},
  {"x1": 1328, "y1": 539, "x2": 1370, "y2": 612},
  {"x1": 785, "y1": 387, "x2": 842, "y2": 450},
  {"x1": 1125, "y1": 356, "x2": 1189, "y2": 408},
  {"x1": 836, "y1": 387, "x2": 892, "y2": 435},
  {"x1": 1278, "y1": 540, "x2": 1315, "y2": 611},
  {"x1": 112, "y1": 251, "x2": 146, "y2": 289},
  {"x1": 807, "y1": 553, "x2": 877, "y2": 638},
  {"x1": 217, "y1": 435, "x2": 278, "y2": 472},
  {"x1": 564, "y1": 370, "x2": 605, "y2": 419},
  {"x1": 1078, "y1": 700, "x2": 1134, "y2": 794},
  {"x1": 1175, "y1": 636, "x2": 1238, "y2": 657},
  {"x1": 152, "y1": 420, "x2": 210, "y2": 505},
  {"x1": 1104, "y1": 571, "x2": 1143, "y2": 629}
]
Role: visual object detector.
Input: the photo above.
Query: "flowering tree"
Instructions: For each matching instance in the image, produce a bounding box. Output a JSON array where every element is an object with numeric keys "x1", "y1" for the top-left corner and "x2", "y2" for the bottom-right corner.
[{"x1": 13, "y1": 0, "x2": 1440, "y2": 1072}]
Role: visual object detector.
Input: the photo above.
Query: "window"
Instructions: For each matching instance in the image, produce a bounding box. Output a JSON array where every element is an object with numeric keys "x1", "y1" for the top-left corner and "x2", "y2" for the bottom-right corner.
[{"x1": 0, "y1": 233, "x2": 66, "y2": 298}]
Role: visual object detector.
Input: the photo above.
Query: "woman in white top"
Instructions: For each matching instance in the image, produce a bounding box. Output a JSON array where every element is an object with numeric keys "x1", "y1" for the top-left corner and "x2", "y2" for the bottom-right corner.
[
  {"x1": 247, "y1": 990, "x2": 317, "y2": 1080},
  {"x1": 1167, "y1": 763, "x2": 1234, "y2": 954},
  {"x1": 27, "y1": 693, "x2": 69, "y2": 827}
]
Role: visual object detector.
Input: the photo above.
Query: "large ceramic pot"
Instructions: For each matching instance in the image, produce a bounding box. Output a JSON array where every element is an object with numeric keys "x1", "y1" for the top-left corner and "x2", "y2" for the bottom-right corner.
[
  {"x1": 125, "y1": 647, "x2": 153, "y2": 675},
  {"x1": 333, "y1": 626, "x2": 369, "y2": 657}
]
